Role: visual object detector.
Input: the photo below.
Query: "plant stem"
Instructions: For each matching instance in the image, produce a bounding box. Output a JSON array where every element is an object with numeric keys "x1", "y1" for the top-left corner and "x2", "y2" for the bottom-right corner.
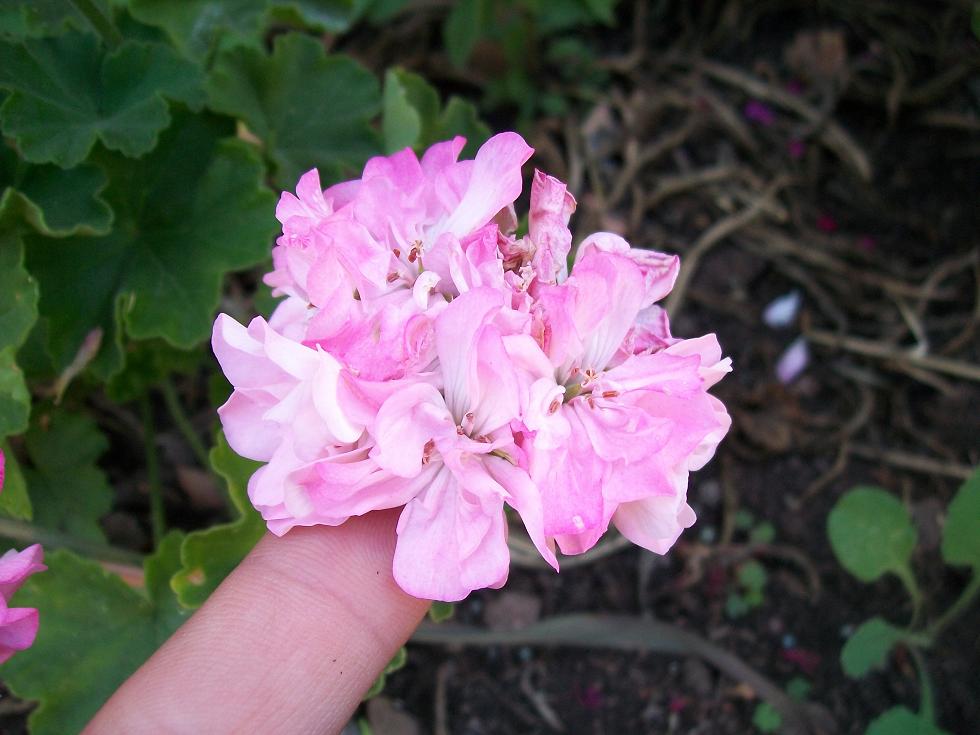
[
  {"x1": 895, "y1": 564, "x2": 924, "y2": 628},
  {"x1": 160, "y1": 379, "x2": 212, "y2": 470},
  {"x1": 140, "y1": 395, "x2": 166, "y2": 545},
  {"x1": 69, "y1": 0, "x2": 123, "y2": 49},
  {"x1": 909, "y1": 647, "x2": 936, "y2": 724},
  {"x1": 0, "y1": 517, "x2": 142, "y2": 566},
  {"x1": 927, "y1": 573, "x2": 980, "y2": 640}
]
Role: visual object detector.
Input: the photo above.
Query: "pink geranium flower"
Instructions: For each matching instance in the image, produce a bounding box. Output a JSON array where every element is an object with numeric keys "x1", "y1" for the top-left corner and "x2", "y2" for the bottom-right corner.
[
  {"x1": 212, "y1": 133, "x2": 731, "y2": 601},
  {"x1": 0, "y1": 449, "x2": 46, "y2": 663}
]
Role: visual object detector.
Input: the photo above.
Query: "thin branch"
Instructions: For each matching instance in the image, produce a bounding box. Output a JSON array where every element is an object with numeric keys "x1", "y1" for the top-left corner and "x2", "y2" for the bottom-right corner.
[{"x1": 806, "y1": 328, "x2": 980, "y2": 383}]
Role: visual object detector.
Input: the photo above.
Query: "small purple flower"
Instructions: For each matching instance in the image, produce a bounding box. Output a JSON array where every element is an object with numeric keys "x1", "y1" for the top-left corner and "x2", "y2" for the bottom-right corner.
[{"x1": 743, "y1": 100, "x2": 776, "y2": 127}]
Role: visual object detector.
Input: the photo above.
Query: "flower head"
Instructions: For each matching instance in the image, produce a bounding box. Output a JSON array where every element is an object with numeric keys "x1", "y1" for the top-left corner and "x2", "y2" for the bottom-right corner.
[{"x1": 213, "y1": 133, "x2": 730, "y2": 601}]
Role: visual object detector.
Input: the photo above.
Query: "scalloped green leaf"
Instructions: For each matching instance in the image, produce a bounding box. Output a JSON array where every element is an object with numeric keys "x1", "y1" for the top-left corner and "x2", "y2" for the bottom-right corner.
[
  {"x1": 382, "y1": 68, "x2": 490, "y2": 157},
  {"x1": 841, "y1": 617, "x2": 904, "y2": 678},
  {"x1": 866, "y1": 707, "x2": 950, "y2": 735},
  {"x1": 171, "y1": 432, "x2": 263, "y2": 608},
  {"x1": 105, "y1": 339, "x2": 204, "y2": 402},
  {"x1": 24, "y1": 110, "x2": 277, "y2": 378},
  {"x1": 0, "y1": 0, "x2": 87, "y2": 39},
  {"x1": 3, "y1": 532, "x2": 189, "y2": 735},
  {"x1": 941, "y1": 466, "x2": 980, "y2": 570},
  {"x1": 0, "y1": 347, "x2": 29, "y2": 438},
  {"x1": 828, "y1": 486, "x2": 917, "y2": 584},
  {"x1": 0, "y1": 440, "x2": 32, "y2": 520},
  {"x1": 0, "y1": 233, "x2": 35, "y2": 439},
  {"x1": 206, "y1": 32, "x2": 381, "y2": 188},
  {"x1": 1, "y1": 143, "x2": 112, "y2": 237},
  {"x1": 23, "y1": 409, "x2": 112, "y2": 542},
  {"x1": 0, "y1": 32, "x2": 205, "y2": 167},
  {"x1": 129, "y1": 0, "x2": 362, "y2": 61},
  {"x1": 364, "y1": 646, "x2": 407, "y2": 700},
  {"x1": 0, "y1": 233, "x2": 37, "y2": 354}
]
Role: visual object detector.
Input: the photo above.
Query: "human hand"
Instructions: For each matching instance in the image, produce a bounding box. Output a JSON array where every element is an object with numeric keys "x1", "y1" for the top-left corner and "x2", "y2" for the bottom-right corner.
[{"x1": 84, "y1": 509, "x2": 429, "y2": 733}]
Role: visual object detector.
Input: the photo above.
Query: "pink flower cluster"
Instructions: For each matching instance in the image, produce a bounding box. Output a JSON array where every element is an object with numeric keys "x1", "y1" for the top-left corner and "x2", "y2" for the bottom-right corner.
[
  {"x1": 0, "y1": 450, "x2": 45, "y2": 663},
  {"x1": 213, "y1": 134, "x2": 731, "y2": 601}
]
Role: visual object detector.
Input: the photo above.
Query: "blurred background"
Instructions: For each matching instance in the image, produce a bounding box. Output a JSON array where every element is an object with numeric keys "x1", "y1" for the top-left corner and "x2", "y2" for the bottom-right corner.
[{"x1": 0, "y1": 1, "x2": 977, "y2": 733}]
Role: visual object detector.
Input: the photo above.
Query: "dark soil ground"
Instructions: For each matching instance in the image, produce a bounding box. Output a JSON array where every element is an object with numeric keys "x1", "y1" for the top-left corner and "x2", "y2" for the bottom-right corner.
[{"x1": 365, "y1": 2, "x2": 980, "y2": 733}]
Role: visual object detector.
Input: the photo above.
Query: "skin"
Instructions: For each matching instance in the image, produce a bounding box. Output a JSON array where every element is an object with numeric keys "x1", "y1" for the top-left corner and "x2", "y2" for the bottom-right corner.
[{"x1": 84, "y1": 509, "x2": 429, "y2": 734}]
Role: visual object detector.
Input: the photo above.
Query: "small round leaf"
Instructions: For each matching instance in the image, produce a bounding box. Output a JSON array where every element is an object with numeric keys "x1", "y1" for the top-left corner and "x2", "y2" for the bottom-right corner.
[
  {"x1": 941, "y1": 467, "x2": 980, "y2": 570},
  {"x1": 866, "y1": 707, "x2": 950, "y2": 735},
  {"x1": 840, "y1": 617, "x2": 904, "y2": 678},
  {"x1": 828, "y1": 487, "x2": 917, "y2": 583}
]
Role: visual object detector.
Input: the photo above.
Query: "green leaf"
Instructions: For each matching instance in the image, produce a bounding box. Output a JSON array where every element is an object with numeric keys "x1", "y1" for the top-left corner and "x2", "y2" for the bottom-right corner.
[
  {"x1": 0, "y1": 143, "x2": 112, "y2": 237},
  {"x1": 785, "y1": 677, "x2": 811, "y2": 702},
  {"x1": 750, "y1": 521, "x2": 776, "y2": 544},
  {"x1": 429, "y1": 600, "x2": 455, "y2": 622},
  {"x1": 941, "y1": 466, "x2": 980, "y2": 570},
  {"x1": 171, "y1": 432, "x2": 263, "y2": 608},
  {"x1": 105, "y1": 339, "x2": 204, "y2": 402},
  {"x1": 725, "y1": 592, "x2": 749, "y2": 618},
  {"x1": 3, "y1": 533, "x2": 189, "y2": 735},
  {"x1": 0, "y1": 0, "x2": 86, "y2": 39},
  {"x1": 581, "y1": 0, "x2": 618, "y2": 25},
  {"x1": 0, "y1": 347, "x2": 30, "y2": 438},
  {"x1": 435, "y1": 97, "x2": 491, "y2": 158},
  {"x1": 841, "y1": 617, "x2": 904, "y2": 678},
  {"x1": 737, "y1": 560, "x2": 767, "y2": 593},
  {"x1": 25, "y1": 110, "x2": 277, "y2": 378},
  {"x1": 0, "y1": 232, "x2": 38, "y2": 355},
  {"x1": 0, "y1": 237, "x2": 33, "y2": 436},
  {"x1": 752, "y1": 702, "x2": 782, "y2": 733},
  {"x1": 22, "y1": 409, "x2": 112, "y2": 541},
  {"x1": 0, "y1": 441, "x2": 32, "y2": 520},
  {"x1": 828, "y1": 486, "x2": 917, "y2": 584},
  {"x1": 207, "y1": 32, "x2": 381, "y2": 188},
  {"x1": 443, "y1": 0, "x2": 486, "y2": 68},
  {"x1": 129, "y1": 0, "x2": 363, "y2": 61},
  {"x1": 0, "y1": 32, "x2": 205, "y2": 167},
  {"x1": 382, "y1": 68, "x2": 429, "y2": 153},
  {"x1": 865, "y1": 707, "x2": 950, "y2": 735},
  {"x1": 364, "y1": 646, "x2": 407, "y2": 699},
  {"x1": 381, "y1": 67, "x2": 489, "y2": 158}
]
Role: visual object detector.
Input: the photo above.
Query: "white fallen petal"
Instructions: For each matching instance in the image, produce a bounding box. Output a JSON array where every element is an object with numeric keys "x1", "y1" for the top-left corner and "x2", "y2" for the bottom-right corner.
[
  {"x1": 776, "y1": 336, "x2": 809, "y2": 383},
  {"x1": 763, "y1": 290, "x2": 802, "y2": 328}
]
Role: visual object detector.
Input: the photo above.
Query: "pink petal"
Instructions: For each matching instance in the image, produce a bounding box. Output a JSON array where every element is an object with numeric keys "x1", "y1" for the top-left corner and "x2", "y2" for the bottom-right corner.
[
  {"x1": 0, "y1": 545, "x2": 45, "y2": 602},
  {"x1": 528, "y1": 170, "x2": 576, "y2": 283},
  {"x1": 370, "y1": 383, "x2": 453, "y2": 477},
  {"x1": 613, "y1": 496, "x2": 696, "y2": 554},
  {"x1": 439, "y1": 133, "x2": 534, "y2": 239},
  {"x1": 0, "y1": 604, "x2": 39, "y2": 663},
  {"x1": 485, "y1": 456, "x2": 558, "y2": 570},
  {"x1": 434, "y1": 287, "x2": 503, "y2": 422},
  {"x1": 393, "y1": 468, "x2": 510, "y2": 601}
]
